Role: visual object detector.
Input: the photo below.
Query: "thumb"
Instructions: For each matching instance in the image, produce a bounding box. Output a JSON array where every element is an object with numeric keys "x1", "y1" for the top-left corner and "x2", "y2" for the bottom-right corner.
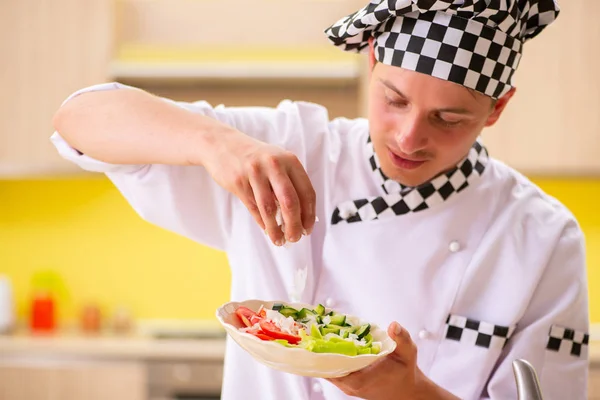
[{"x1": 387, "y1": 322, "x2": 417, "y2": 364}]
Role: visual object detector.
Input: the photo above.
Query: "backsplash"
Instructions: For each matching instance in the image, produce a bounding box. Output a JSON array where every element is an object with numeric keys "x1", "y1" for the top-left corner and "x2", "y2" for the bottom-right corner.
[
  {"x1": 0, "y1": 177, "x2": 231, "y2": 325},
  {"x1": 1, "y1": 176, "x2": 598, "y2": 325}
]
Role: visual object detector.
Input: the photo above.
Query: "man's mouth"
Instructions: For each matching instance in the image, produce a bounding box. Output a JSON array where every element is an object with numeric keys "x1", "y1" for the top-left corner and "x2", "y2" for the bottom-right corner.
[{"x1": 388, "y1": 148, "x2": 427, "y2": 170}]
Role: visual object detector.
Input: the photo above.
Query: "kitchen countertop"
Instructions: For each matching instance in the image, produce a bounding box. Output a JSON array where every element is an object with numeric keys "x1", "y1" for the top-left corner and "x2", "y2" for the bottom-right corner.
[
  {"x1": 0, "y1": 330, "x2": 227, "y2": 362},
  {"x1": 2, "y1": 330, "x2": 600, "y2": 365}
]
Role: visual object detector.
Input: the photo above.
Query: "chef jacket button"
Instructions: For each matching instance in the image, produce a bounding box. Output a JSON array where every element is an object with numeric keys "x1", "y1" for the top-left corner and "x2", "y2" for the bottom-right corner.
[
  {"x1": 312, "y1": 381, "x2": 323, "y2": 392},
  {"x1": 418, "y1": 330, "x2": 432, "y2": 340},
  {"x1": 325, "y1": 298, "x2": 335, "y2": 308},
  {"x1": 448, "y1": 240, "x2": 461, "y2": 252}
]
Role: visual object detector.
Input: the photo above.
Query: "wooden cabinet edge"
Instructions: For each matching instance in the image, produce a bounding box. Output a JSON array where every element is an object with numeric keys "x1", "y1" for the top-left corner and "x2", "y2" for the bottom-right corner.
[{"x1": 0, "y1": 163, "x2": 98, "y2": 180}]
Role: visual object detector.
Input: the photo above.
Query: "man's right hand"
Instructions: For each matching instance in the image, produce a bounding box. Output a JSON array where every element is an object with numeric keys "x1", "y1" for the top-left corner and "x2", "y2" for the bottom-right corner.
[{"x1": 201, "y1": 129, "x2": 317, "y2": 247}]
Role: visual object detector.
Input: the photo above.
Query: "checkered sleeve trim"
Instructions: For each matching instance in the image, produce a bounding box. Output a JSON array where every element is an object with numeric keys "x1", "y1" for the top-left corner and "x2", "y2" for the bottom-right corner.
[
  {"x1": 546, "y1": 324, "x2": 589, "y2": 358},
  {"x1": 444, "y1": 314, "x2": 516, "y2": 351}
]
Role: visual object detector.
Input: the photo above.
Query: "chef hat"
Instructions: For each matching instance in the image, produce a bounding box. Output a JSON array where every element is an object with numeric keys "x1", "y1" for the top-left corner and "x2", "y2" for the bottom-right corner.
[{"x1": 324, "y1": 0, "x2": 560, "y2": 99}]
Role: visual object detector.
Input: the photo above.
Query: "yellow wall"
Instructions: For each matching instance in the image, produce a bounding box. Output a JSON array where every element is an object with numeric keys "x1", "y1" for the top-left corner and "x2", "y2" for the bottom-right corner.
[
  {"x1": 0, "y1": 177, "x2": 598, "y2": 326},
  {"x1": 0, "y1": 177, "x2": 231, "y2": 325}
]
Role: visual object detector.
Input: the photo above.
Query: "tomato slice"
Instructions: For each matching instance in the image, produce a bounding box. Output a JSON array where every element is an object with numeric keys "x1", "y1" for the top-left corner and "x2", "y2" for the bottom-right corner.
[
  {"x1": 258, "y1": 308, "x2": 267, "y2": 318},
  {"x1": 240, "y1": 324, "x2": 275, "y2": 342},
  {"x1": 259, "y1": 320, "x2": 301, "y2": 344},
  {"x1": 235, "y1": 306, "x2": 257, "y2": 327},
  {"x1": 253, "y1": 332, "x2": 276, "y2": 341},
  {"x1": 250, "y1": 315, "x2": 263, "y2": 325}
]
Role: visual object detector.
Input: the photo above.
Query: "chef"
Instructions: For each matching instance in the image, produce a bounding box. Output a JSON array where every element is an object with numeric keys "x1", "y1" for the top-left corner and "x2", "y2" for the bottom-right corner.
[{"x1": 50, "y1": 0, "x2": 589, "y2": 399}]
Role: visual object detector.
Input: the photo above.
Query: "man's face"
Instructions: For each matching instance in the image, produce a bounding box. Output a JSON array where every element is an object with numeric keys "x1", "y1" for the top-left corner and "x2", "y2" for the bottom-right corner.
[{"x1": 366, "y1": 42, "x2": 514, "y2": 187}]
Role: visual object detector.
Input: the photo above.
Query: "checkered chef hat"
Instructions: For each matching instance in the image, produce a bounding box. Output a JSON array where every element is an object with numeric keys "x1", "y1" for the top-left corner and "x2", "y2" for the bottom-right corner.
[{"x1": 324, "y1": 0, "x2": 560, "y2": 99}]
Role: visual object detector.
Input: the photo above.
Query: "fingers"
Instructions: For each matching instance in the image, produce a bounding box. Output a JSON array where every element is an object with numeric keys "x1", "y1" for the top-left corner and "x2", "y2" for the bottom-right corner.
[
  {"x1": 239, "y1": 149, "x2": 315, "y2": 246},
  {"x1": 238, "y1": 180, "x2": 266, "y2": 231},
  {"x1": 231, "y1": 170, "x2": 266, "y2": 231},
  {"x1": 269, "y1": 163, "x2": 304, "y2": 243},
  {"x1": 248, "y1": 167, "x2": 285, "y2": 246},
  {"x1": 287, "y1": 163, "x2": 317, "y2": 235},
  {"x1": 387, "y1": 322, "x2": 417, "y2": 364}
]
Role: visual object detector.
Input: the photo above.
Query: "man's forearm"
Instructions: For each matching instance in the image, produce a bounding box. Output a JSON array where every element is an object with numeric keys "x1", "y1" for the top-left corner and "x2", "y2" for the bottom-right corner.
[{"x1": 52, "y1": 87, "x2": 238, "y2": 167}]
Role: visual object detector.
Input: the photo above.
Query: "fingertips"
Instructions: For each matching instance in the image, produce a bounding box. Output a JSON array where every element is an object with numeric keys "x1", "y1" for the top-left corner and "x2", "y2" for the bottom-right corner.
[
  {"x1": 387, "y1": 322, "x2": 417, "y2": 362},
  {"x1": 388, "y1": 322, "x2": 411, "y2": 342},
  {"x1": 301, "y1": 203, "x2": 316, "y2": 236}
]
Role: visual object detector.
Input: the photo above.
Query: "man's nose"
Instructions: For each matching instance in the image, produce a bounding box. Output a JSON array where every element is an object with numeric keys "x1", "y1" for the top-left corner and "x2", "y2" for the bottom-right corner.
[{"x1": 395, "y1": 115, "x2": 428, "y2": 155}]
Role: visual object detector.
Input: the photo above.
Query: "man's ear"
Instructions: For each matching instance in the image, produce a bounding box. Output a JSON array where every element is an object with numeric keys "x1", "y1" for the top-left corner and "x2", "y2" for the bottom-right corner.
[
  {"x1": 368, "y1": 36, "x2": 377, "y2": 72},
  {"x1": 485, "y1": 87, "x2": 516, "y2": 127}
]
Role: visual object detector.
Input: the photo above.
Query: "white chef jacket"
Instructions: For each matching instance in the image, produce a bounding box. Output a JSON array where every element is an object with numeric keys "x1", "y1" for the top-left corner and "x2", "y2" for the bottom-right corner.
[{"x1": 51, "y1": 82, "x2": 590, "y2": 400}]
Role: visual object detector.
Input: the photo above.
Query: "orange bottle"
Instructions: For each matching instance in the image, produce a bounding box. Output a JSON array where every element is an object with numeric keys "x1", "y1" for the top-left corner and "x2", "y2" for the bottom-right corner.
[{"x1": 30, "y1": 291, "x2": 55, "y2": 332}]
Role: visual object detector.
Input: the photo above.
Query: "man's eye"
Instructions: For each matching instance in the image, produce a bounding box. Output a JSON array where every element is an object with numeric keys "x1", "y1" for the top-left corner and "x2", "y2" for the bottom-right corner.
[
  {"x1": 385, "y1": 97, "x2": 407, "y2": 107},
  {"x1": 436, "y1": 116, "x2": 462, "y2": 128}
]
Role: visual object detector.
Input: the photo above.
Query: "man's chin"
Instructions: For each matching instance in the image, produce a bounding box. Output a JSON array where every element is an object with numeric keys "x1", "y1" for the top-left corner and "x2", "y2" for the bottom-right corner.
[{"x1": 380, "y1": 164, "x2": 435, "y2": 187}]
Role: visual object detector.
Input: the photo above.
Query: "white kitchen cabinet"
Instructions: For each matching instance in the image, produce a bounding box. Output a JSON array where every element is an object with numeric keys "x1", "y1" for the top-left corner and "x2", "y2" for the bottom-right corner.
[
  {"x1": 110, "y1": 0, "x2": 366, "y2": 120},
  {"x1": 110, "y1": 0, "x2": 363, "y2": 82},
  {"x1": 116, "y1": 0, "x2": 362, "y2": 47},
  {"x1": 0, "y1": 359, "x2": 147, "y2": 400},
  {"x1": 0, "y1": 0, "x2": 113, "y2": 178}
]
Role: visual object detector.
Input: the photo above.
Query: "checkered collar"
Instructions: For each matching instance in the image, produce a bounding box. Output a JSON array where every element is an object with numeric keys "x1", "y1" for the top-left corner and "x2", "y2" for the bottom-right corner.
[
  {"x1": 367, "y1": 135, "x2": 488, "y2": 195},
  {"x1": 331, "y1": 137, "x2": 489, "y2": 225}
]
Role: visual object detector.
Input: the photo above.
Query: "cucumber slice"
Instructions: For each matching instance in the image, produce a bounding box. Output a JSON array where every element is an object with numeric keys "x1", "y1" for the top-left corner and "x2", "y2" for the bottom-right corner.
[
  {"x1": 272, "y1": 303, "x2": 284, "y2": 311},
  {"x1": 329, "y1": 314, "x2": 346, "y2": 326},
  {"x1": 314, "y1": 304, "x2": 326, "y2": 316},
  {"x1": 340, "y1": 328, "x2": 350, "y2": 339},
  {"x1": 321, "y1": 326, "x2": 340, "y2": 335},
  {"x1": 356, "y1": 324, "x2": 371, "y2": 339},
  {"x1": 296, "y1": 308, "x2": 316, "y2": 320},
  {"x1": 344, "y1": 325, "x2": 359, "y2": 334},
  {"x1": 278, "y1": 306, "x2": 299, "y2": 318}
]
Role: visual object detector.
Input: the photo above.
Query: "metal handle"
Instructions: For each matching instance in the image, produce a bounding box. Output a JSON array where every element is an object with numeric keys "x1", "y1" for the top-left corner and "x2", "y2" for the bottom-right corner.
[{"x1": 512, "y1": 359, "x2": 544, "y2": 400}]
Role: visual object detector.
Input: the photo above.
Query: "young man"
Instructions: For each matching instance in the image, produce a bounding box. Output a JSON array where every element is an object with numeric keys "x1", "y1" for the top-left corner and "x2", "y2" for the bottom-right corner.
[{"x1": 51, "y1": 0, "x2": 589, "y2": 399}]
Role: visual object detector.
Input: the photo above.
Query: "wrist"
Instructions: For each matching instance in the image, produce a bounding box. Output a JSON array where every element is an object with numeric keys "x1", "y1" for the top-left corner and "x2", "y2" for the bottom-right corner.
[
  {"x1": 187, "y1": 118, "x2": 241, "y2": 167},
  {"x1": 412, "y1": 369, "x2": 460, "y2": 400}
]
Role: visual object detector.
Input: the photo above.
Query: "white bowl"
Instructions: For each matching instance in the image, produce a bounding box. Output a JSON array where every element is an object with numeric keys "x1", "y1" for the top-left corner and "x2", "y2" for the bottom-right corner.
[{"x1": 215, "y1": 299, "x2": 397, "y2": 378}]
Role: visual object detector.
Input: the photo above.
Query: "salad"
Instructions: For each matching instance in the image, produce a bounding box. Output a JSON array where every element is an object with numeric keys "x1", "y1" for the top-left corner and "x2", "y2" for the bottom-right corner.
[{"x1": 235, "y1": 302, "x2": 381, "y2": 356}]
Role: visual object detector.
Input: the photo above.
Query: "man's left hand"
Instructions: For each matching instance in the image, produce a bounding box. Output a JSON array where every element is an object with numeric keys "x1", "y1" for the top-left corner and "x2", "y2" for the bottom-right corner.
[{"x1": 326, "y1": 322, "x2": 459, "y2": 400}]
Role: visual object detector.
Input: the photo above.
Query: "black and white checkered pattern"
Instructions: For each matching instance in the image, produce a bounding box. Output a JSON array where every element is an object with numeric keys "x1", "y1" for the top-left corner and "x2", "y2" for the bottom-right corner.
[
  {"x1": 546, "y1": 324, "x2": 589, "y2": 358},
  {"x1": 330, "y1": 136, "x2": 488, "y2": 225},
  {"x1": 445, "y1": 314, "x2": 516, "y2": 351},
  {"x1": 324, "y1": 0, "x2": 560, "y2": 99}
]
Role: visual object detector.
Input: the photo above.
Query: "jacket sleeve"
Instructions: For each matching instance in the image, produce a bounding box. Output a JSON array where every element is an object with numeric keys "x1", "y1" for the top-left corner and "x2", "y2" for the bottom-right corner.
[
  {"x1": 51, "y1": 82, "x2": 332, "y2": 251},
  {"x1": 483, "y1": 219, "x2": 590, "y2": 400}
]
